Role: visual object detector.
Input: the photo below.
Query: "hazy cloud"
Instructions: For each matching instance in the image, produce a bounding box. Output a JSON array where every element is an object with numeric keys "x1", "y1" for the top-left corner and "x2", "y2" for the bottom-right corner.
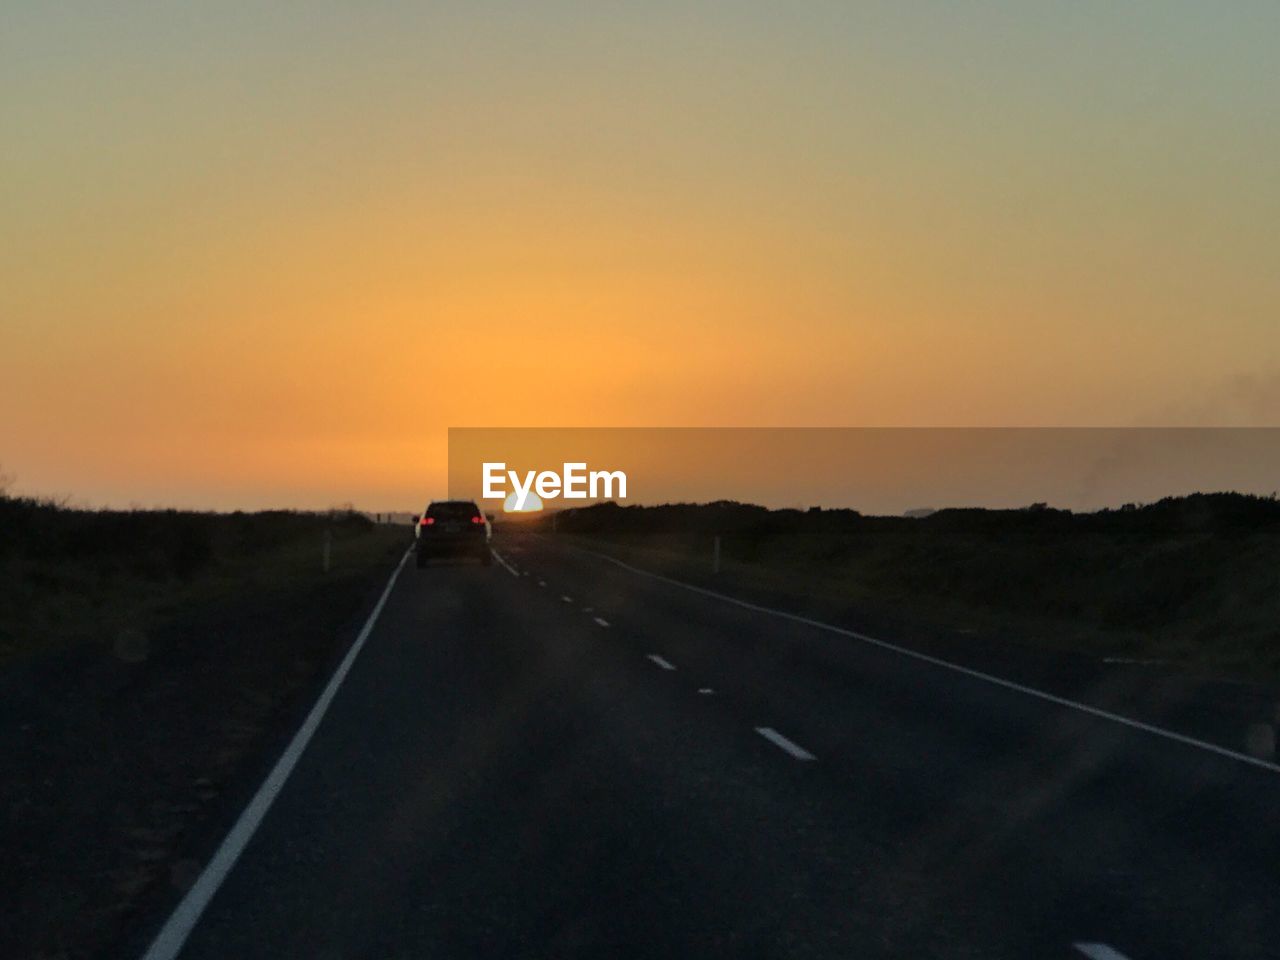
[{"x1": 1144, "y1": 372, "x2": 1280, "y2": 426}]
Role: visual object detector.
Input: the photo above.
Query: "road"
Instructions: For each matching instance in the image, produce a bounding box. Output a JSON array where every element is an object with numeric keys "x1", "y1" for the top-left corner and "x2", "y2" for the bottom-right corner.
[{"x1": 147, "y1": 530, "x2": 1279, "y2": 959}]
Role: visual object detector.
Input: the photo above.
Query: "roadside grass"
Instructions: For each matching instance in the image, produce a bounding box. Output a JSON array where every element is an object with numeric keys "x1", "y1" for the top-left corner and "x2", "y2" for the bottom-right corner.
[
  {"x1": 0, "y1": 498, "x2": 408, "y2": 665},
  {"x1": 0, "y1": 498, "x2": 411, "y2": 960},
  {"x1": 546, "y1": 494, "x2": 1280, "y2": 682}
]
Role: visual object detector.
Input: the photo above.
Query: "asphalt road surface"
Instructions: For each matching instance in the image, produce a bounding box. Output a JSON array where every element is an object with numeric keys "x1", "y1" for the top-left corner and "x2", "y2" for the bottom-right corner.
[{"x1": 146, "y1": 531, "x2": 1280, "y2": 959}]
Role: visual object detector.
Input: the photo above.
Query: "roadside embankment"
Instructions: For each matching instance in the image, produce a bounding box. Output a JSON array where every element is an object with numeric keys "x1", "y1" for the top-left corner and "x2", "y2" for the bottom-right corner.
[{"x1": 0, "y1": 500, "x2": 408, "y2": 960}]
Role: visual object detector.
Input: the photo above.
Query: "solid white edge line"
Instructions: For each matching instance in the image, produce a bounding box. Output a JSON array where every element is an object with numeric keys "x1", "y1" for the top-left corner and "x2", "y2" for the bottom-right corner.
[
  {"x1": 490, "y1": 548, "x2": 520, "y2": 578},
  {"x1": 593, "y1": 616, "x2": 610, "y2": 628},
  {"x1": 755, "y1": 726, "x2": 816, "y2": 761},
  {"x1": 647, "y1": 654, "x2": 677, "y2": 671},
  {"x1": 1074, "y1": 943, "x2": 1133, "y2": 960},
  {"x1": 139, "y1": 547, "x2": 412, "y2": 960},
  {"x1": 564, "y1": 542, "x2": 1280, "y2": 776}
]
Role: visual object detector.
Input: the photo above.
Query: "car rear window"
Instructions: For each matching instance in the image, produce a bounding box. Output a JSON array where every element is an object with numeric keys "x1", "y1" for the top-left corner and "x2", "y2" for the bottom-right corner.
[{"x1": 426, "y1": 502, "x2": 481, "y2": 520}]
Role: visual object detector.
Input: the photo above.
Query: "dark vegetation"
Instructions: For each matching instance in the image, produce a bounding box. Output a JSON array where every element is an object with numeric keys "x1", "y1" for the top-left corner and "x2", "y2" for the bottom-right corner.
[
  {"x1": 0, "y1": 498, "x2": 394, "y2": 662},
  {"x1": 541, "y1": 493, "x2": 1280, "y2": 678},
  {"x1": 0, "y1": 497, "x2": 408, "y2": 959}
]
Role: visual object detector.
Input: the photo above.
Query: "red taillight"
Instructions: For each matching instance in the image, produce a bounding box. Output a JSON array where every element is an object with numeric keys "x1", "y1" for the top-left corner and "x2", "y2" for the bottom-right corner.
[
  {"x1": 470, "y1": 515, "x2": 483, "y2": 524},
  {"x1": 420, "y1": 517, "x2": 434, "y2": 526}
]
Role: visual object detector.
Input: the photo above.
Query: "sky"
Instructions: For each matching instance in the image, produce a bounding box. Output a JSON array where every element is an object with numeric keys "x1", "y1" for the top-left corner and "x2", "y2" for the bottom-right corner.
[
  {"x1": 447, "y1": 428, "x2": 1280, "y2": 514},
  {"x1": 2, "y1": 2, "x2": 1278, "y2": 510}
]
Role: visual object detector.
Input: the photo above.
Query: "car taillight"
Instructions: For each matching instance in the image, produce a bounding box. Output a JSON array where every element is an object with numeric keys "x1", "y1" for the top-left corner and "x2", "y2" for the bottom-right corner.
[
  {"x1": 470, "y1": 515, "x2": 483, "y2": 524},
  {"x1": 420, "y1": 517, "x2": 434, "y2": 526}
]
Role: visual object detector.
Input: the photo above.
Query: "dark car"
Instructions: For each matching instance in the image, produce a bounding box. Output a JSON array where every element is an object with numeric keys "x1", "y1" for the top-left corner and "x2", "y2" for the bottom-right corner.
[{"x1": 415, "y1": 500, "x2": 491, "y2": 567}]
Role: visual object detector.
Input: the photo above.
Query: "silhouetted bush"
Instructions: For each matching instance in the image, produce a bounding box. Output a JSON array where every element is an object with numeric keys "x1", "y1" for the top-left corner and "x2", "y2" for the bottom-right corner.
[
  {"x1": 0, "y1": 499, "x2": 397, "y2": 660},
  {"x1": 0, "y1": 501, "x2": 370, "y2": 589},
  {"x1": 543, "y1": 494, "x2": 1280, "y2": 654}
]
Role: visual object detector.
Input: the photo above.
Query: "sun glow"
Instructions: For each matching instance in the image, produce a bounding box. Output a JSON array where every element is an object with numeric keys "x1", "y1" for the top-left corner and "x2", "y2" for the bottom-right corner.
[{"x1": 503, "y1": 491, "x2": 544, "y2": 513}]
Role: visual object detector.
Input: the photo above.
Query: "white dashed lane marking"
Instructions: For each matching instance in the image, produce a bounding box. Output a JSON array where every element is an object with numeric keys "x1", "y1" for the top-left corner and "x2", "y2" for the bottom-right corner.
[
  {"x1": 490, "y1": 550, "x2": 520, "y2": 578},
  {"x1": 646, "y1": 654, "x2": 676, "y2": 671},
  {"x1": 1074, "y1": 944, "x2": 1133, "y2": 960},
  {"x1": 593, "y1": 617, "x2": 610, "y2": 628},
  {"x1": 571, "y1": 542, "x2": 1280, "y2": 776},
  {"x1": 754, "y1": 727, "x2": 816, "y2": 761}
]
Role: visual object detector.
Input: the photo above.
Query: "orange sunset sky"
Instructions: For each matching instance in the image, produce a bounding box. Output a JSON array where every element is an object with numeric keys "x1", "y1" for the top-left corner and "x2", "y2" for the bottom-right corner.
[{"x1": 3, "y1": 3, "x2": 1279, "y2": 510}]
